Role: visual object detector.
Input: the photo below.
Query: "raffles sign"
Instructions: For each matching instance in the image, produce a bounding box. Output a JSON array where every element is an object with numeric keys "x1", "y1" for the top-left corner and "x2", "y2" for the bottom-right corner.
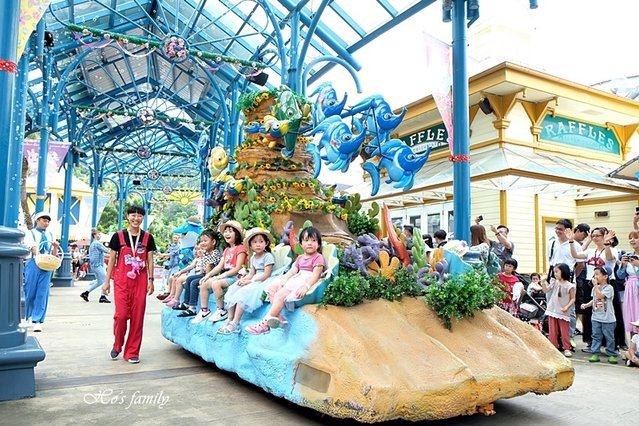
[
  {"x1": 540, "y1": 115, "x2": 620, "y2": 155},
  {"x1": 400, "y1": 123, "x2": 449, "y2": 154}
]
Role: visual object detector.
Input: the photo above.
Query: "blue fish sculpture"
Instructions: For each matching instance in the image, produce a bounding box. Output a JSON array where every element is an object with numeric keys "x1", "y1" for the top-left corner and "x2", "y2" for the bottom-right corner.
[
  {"x1": 362, "y1": 139, "x2": 431, "y2": 196},
  {"x1": 307, "y1": 116, "x2": 366, "y2": 178},
  {"x1": 311, "y1": 82, "x2": 348, "y2": 127},
  {"x1": 348, "y1": 95, "x2": 407, "y2": 157}
]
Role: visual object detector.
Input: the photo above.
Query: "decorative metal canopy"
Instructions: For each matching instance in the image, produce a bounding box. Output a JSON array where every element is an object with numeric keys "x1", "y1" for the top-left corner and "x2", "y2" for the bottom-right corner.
[{"x1": 30, "y1": 0, "x2": 438, "y2": 196}]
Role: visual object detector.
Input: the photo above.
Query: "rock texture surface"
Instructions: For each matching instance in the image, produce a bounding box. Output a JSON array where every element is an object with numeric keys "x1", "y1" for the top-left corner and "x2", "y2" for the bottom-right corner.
[{"x1": 162, "y1": 297, "x2": 573, "y2": 423}]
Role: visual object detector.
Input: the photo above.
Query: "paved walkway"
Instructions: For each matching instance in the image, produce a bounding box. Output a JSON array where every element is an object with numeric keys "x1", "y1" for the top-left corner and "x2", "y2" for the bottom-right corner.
[{"x1": 0, "y1": 283, "x2": 637, "y2": 425}]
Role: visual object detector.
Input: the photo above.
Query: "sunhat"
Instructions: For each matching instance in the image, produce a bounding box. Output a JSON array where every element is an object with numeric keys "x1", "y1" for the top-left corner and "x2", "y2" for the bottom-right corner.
[
  {"x1": 218, "y1": 220, "x2": 245, "y2": 239},
  {"x1": 442, "y1": 239, "x2": 469, "y2": 257},
  {"x1": 243, "y1": 227, "x2": 272, "y2": 249},
  {"x1": 34, "y1": 211, "x2": 51, "y2": 221},
  {"x1": 630, "y1": 320, "x2": 639, "y2": 327}
]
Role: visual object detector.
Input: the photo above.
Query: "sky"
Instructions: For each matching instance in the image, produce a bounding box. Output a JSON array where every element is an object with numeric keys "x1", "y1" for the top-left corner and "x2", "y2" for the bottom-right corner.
[{"x1": 320, "y1": 0, "x2": 639, "y2": 108}]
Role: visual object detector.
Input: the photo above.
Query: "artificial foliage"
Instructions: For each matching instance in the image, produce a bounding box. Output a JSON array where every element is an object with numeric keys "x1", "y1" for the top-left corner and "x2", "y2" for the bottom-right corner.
[
  {"x1": 237, "y1": 88, "x2": 311, "y2": 114},
  {"x1": 424, "y1": 268, "x2": 505, "y2": 331},
  {"x1": 322, "y1": 265, "x2": 425, "y2": 307}
]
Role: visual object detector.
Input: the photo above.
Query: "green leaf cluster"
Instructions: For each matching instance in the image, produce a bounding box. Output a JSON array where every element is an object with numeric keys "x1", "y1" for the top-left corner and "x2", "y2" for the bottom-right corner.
[
  {"x1": 346, "y1": 211, "x2": 378, "y2": 236},
  {"x1": 321, "y1": 270, "x2": 368, "y2": 307},
  {"x1": 322, "y1": 266, "x2": 425, "y2": 307},
  {"x1": 424, "y1": 269, "x2": 505, "y2": 331},
  {"x1": 345, "y1": 199, "x2": 380, "y2": 235}
]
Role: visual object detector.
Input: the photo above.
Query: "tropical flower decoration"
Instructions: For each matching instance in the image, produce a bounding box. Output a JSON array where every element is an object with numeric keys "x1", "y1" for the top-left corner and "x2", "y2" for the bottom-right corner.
[{"x1": 163, "y1": 36, "x2": 189, "y2": 61}]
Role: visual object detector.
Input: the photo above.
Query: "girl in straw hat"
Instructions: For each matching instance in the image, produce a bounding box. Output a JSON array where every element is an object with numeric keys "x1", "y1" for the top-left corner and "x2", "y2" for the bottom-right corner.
[
  {"x1": 217, "y1": 227, "x2": 276, "y2": 335},
  {"x1": 246, "y1": 226, "x2": 325, "y2": 335}
]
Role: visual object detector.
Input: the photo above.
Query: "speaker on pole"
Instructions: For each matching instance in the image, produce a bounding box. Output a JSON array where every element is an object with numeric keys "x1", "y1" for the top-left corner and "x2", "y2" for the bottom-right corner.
[
  {"x1": 247, "y1": 72, "x2": 269, "y2": 86},
  {"x1": 478, "y1": 97, "x2": 494, "y2": 115}
]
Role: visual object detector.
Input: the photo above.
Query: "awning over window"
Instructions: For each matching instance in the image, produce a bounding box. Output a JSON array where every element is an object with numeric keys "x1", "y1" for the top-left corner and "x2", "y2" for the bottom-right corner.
[{"x1": 608, "y1": 155, "x2": 639, "y2": 181}]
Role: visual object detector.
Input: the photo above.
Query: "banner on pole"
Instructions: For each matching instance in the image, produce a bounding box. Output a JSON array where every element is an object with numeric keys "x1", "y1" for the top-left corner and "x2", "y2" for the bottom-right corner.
[
  {"x1": 23, "y1": 138, "x2": 71, "y2": 177},
  {"x1": 17, "y1": 1, "x2": 55, "y2": 58},
  {"x1": 423, "y1": 32, "x2": 453, "y2": 153}
]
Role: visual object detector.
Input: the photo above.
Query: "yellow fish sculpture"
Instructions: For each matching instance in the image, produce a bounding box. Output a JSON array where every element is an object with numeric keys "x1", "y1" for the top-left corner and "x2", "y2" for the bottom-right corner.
[{"x1": 208, "y1": 146, "x2": 229, "y2": 180}]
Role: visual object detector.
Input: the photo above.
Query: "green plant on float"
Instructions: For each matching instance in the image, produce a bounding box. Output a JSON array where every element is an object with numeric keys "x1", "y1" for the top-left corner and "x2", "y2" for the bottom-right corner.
[
  {"x1": 424, "y1": 267, "x2": 506, "y2": 331},
  {"x1": 393, "y1": 267, "x2": 427, "y2": 298},
  {"x1": 363, "y1": 268, "x2": 424, "y2": 302},
  {"x1": 321, "y1": 269, "x2": 368, "y2": 307},
  {"x1": 347, "y1": 211, "x2": 379, "y2": 236}
]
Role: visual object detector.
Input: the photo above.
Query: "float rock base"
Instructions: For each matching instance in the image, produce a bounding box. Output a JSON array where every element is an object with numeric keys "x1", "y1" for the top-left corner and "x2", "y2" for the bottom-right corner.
[{"x1": 161, "y1": 298, "x2": 573, "y2": 422}]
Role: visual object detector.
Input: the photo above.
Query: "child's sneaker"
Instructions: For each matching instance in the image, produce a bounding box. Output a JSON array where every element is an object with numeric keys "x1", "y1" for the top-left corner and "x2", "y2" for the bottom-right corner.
[
  {"x1": 607, "y1": 355, "x2": 618, "y2": 364},
  {"x1": 177, "y1": 308, "x2": 196, "y2": 317},
  {"x1": 588, "y1": 355, "x2": 600, "y2": 363},
  {"x1": 208, "y1": 308, "x2": 228, "y2": 322},
  {"x1": 172, "y1": 302, "x2": 188, "y2": 310},
  {"x1": 266, "y1": 315, "x2": 289, "y2": 329},
  {"x1": 191, "y1": 310, "x2": 211, "y2": 324},
  {"x1": 563, "y1": 350, "x2": 572, "y2": 358},
  {"x1": 245, "y1": 320, "x2": 270, "y2": 335}
]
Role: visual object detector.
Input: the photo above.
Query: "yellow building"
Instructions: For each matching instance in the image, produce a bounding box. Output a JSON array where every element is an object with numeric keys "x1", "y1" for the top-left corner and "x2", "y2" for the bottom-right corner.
[
  {"x1": 23, "y1": 172, "x2": 105, "y2": 241},
  {"x1": 353, "y1": 62, "x2": 639, "y2": 273}
]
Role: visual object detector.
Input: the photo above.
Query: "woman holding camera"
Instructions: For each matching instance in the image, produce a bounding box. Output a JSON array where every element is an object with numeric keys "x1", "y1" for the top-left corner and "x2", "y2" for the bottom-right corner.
[{"x1": 617, "y1": 230, "x2": 639, "y2": 334}]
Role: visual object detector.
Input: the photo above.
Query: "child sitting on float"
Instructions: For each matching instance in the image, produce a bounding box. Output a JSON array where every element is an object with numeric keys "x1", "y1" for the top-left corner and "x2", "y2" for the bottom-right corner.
[
  {"x1": 168, "y1": 229, "x2": 221, "y2": 311},
  {"x1": 217, "y1": 227, "x2": 276, "y2": 335},
  {"x1": 191, "y1": 220, "x2": 247, "y2": 324},
  {"x1": 245, "y1": 226, "x2": 325, "y2": 335},
  {"x1": 162, "y1": 245, "x2": 202, "y2": 308}
]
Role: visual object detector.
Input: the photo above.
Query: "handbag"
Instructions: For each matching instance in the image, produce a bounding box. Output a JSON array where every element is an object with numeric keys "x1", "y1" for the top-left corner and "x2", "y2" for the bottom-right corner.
[{"x1": 34, "y1": 241, "x2": 63, "y2": 271}]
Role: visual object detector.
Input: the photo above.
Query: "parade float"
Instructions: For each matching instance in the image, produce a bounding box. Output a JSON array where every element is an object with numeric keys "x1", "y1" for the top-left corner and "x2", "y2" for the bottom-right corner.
[{"x1": 161, "y1": 85, "x2": 574, "y2": 422}]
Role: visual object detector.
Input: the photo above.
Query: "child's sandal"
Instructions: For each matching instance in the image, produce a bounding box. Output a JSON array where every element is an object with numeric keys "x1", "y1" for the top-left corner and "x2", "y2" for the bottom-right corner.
[
  {"x1": 217, "y1": 322, "x2": 240, "y2": 335},
  {"x1": 245, "y1": 320, "x2": 270, "y2": 335}
]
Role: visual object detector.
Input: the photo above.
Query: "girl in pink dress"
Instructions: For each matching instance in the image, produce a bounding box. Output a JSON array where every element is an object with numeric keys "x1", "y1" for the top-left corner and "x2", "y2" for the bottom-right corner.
[
  {"x1": 246, "y1": 226, "x2": 325, "y2": 335},
  {"x1": 618, "y1": 230, "x2": 639, "y2": 333}
]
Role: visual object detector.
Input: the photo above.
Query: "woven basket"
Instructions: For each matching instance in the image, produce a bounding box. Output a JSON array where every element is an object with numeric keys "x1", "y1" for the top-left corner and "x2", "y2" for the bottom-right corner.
[{"x1": 34, "y1": 242, "x2": 63, "y2": 271}]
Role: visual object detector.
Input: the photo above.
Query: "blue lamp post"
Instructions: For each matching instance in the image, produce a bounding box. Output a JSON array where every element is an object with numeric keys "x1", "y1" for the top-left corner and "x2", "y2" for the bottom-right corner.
[
  {"x1": 444, "y1": 0, "x2": 538, "y2": 242},
  {"x1": 0, "y1": 1, "x2": 46, "y2": 401}
]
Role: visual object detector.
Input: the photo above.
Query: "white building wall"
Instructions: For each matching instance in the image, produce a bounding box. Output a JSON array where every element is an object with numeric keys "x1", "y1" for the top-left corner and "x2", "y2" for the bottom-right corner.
[
  {"x1": 505, "y1": 189, "x2": 536, "y2": 273},
  {"x1": 503, "y1": 104, "x2": 535, "y2": 143},
  {"x1": 576, "y1": 200, "x2": 638, "y2": 251},
  {"x1": 470, "y1": 112, "x2": 499, "y2": 144}
]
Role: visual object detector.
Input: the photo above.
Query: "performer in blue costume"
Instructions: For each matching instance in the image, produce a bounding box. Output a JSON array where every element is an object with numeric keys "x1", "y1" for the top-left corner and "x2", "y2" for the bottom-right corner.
[
  {"x1": 173, "y1": 216, "x2": 203, "y2": 269},
  {"x1": 23, "y1": 211, "x2": 60, "y2": 332}
]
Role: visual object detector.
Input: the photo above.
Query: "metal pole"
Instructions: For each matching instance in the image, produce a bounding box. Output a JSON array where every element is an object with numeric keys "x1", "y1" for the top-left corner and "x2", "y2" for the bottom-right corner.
[
  {"x1": 451, "y1": 0, "x2": 471, "y2": 243},
  {"x1": 35, "y1": 48, "x2": 52, "y2": 214},
  {"x1": 91, "y1": 155, "x2": 100, "y2": 228},
  {"x1": 118, "y1": 176, "x2": 125, "y2": 229},
  {"x1": 0, "y1": 0, "x2": 46, "y2": 401},
  {"x1": 51, "y1": 150, "x2": 75, "y2": 287},
  {"x1": 5, "y1": 45, "x2": 30, "y2": 227}
]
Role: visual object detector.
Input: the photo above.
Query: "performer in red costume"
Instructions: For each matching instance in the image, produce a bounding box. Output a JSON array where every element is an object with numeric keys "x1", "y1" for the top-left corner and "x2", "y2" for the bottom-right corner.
[{"x1": 104, "y1": 205, "x2": 157, "y2": 364}]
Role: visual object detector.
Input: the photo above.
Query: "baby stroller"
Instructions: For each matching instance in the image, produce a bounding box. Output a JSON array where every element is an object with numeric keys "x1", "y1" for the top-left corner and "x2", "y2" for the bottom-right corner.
[{"x1": 518, "y1": 290, "x2": 548, "y2": 334}]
